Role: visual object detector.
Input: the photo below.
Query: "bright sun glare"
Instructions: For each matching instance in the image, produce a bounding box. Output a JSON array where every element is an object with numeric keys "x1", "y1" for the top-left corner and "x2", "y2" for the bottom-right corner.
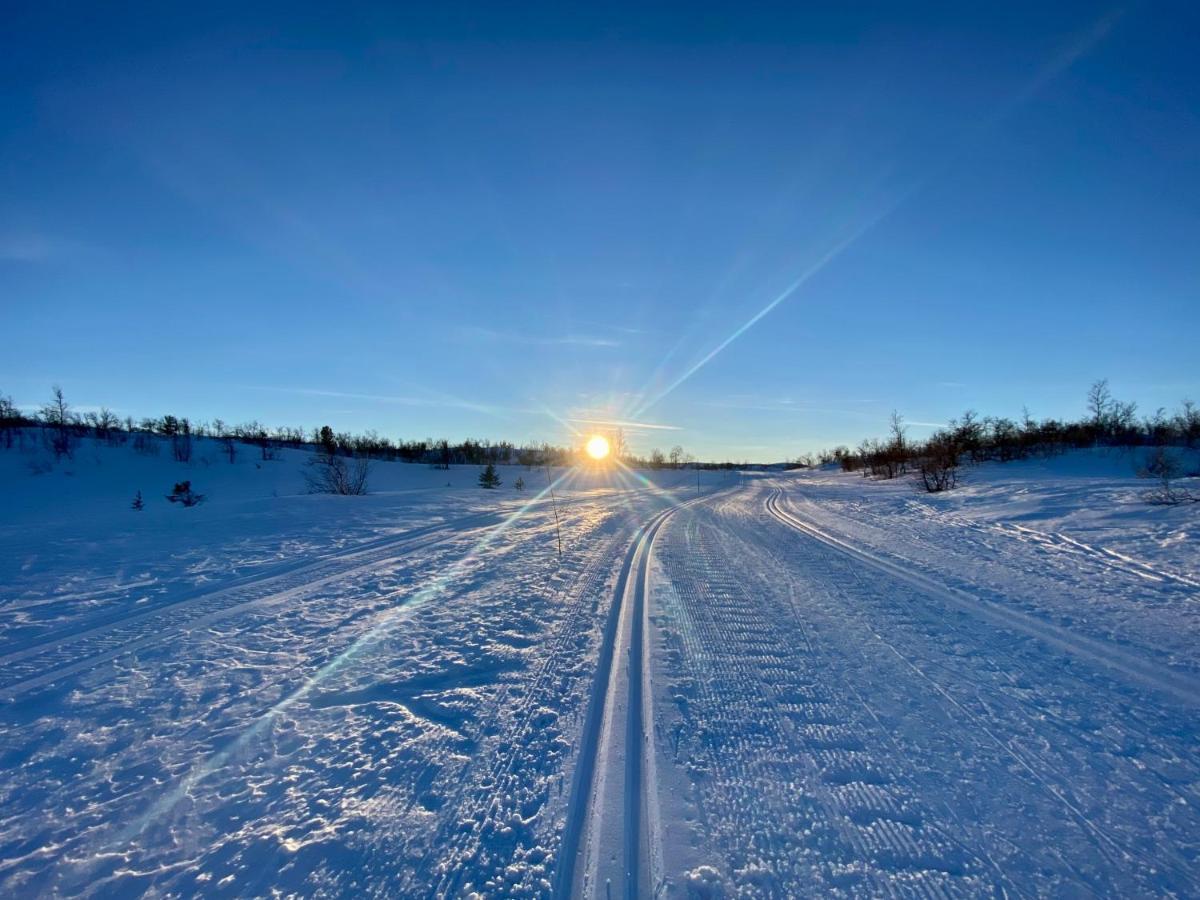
[{"x1": 585, "y1": 435, "x2": 611, "y2": 460}]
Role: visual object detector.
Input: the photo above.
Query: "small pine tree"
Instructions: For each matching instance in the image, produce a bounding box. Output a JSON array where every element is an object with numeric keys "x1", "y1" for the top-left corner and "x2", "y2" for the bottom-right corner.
[
  {"x1": 478, "y1": 463, "x2": 502, "y2": 489},
  {"x1": 131, "y1": 489, "x2": 144, "y2": 510},
  {"x1": 514, "y1": 476, "x2": 525, "y2": 491}
]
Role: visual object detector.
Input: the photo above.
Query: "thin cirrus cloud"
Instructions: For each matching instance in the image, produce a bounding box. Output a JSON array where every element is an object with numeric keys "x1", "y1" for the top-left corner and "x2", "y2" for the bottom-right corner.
[
  {"x1": 460, "y1": 327, "x2": 622, "y2": 349},
  {"x1": 567, "y1": 416, "x2": 682, "y2": 433},
  {"x1": 0, "y1": 233, "x2": 92, "y2": 263},
  {"x1": 241, "y1": 385, "x2": 531, "y2": 418},
  {"x1": 0, "y1": 236, "x2": 52, "y2": 262}
]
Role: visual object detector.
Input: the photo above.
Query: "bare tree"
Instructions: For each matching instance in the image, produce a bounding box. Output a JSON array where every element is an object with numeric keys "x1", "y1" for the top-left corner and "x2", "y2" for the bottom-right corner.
[
  {"x1": 305, "y1": 449, "x2": 370, "y2": 495},
  {"x1": 211, "y1": 420, "x2": 236, "y2": 463},
  {"x1": 1140, "y1": 446, "x2": 1192, "y2": 505},
  {"x1": 1178, "y1": 399, "x2": 1200, "y2": 447},
  {"x1": 545, "y1": 465, "x2": 563, "y2": 557},
  {"x1": 171, "y1": 418, "x2": 192, "y2": 462},
  {"x1": 612, "y1": 427, "x2": 627, "y2": 462},
  {"x1": 888, "y1": 410, "x2": 908, "y2": 475},
  {"x1": 0, "y1": 393, "x2": 22, "y2": 449},
  {"x1": 97, "y1": 407, "x2": 120, "y2": 442},
  {"x1": 918, "y1": 432, "x2": 960, "y2": 492},
  {"x1": 40, "y1": 385, "x2": 74, "y2": 458},
  {"x1": 1087, "y1": 379, "x2": 1113, "y2": 435}
]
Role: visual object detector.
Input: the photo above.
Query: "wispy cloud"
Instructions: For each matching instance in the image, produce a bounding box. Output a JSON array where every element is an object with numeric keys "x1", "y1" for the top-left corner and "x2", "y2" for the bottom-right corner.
[
  {"x1": 461, "y1": 327, "x2": 621, "y2": 348},
  {"x1": 241, "y1": 385, "x2": 529, "y2": 418},
  {"x1": 0, "y1": 234, "x2": 91, "y2": 263},
  {"x1": 567, "y1": 416, "x2": 681, "y2": 433}
]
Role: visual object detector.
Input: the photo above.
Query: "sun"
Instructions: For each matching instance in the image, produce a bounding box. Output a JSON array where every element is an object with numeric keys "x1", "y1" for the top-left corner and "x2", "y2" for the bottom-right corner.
[{"x1": 585, "y1": 435, "x2": 611, "y2": 461}]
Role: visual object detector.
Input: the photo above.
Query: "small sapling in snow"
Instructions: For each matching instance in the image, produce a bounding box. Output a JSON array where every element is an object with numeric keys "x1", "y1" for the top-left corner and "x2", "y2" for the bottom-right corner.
[{"x1": 131, "y1": 490, "x2": 144, "y2": 510}]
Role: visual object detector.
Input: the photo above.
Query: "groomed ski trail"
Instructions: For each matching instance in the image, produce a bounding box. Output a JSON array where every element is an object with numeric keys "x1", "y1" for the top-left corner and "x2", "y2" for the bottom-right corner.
[
  {"x1": 765, "y1": 488, "x2": 1200, "y2": 707},
  {"x1": 556, "y1": 492, "x2": 711, "y2": 900}
]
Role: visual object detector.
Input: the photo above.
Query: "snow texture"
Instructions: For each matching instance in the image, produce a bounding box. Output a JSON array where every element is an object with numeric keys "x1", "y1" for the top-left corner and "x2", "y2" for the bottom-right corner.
[{"x1": 1, "y1": 439, "x2": 1197, "y2": 897}]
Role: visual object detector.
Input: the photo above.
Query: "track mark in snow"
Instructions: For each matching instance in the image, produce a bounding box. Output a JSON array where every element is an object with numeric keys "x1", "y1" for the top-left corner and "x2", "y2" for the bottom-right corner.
[
  {"x1": 900, "y1": 498, "x2": 1200, "y2": 589},
  {"x1": 557, "y1": 494, "x2": 708, "y2": 900},
  {"x1": 759, "y1": 485, "x2": 1200, "y2": 893},
  {"x1": 0, "y1": 499, "x2": 622, "y2": 699},
  {"x1": 647, "y1": 506, "x2": 987, "y2": 896},
  {"x1": 766, "y1": 490, "x2": 1200, "y2": 707}
]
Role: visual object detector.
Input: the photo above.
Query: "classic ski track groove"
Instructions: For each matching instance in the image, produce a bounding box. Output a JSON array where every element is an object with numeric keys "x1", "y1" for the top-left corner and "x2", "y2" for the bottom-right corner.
[
  {"x1": 555, "y1": 491, "x2": 713, "y2": 900},
  {"x1": 765, "y1": 488, "x2": 1200, "y2": 707},
  {"x1": 892, "y1": 497, "x2": 1200, "y2": 589},
  {"x1": 417, "y1": 516, "x2": 635, "y2": 897},
  {"x1": 757, "y1": 485, "x2": 1199, "y2": 890}
]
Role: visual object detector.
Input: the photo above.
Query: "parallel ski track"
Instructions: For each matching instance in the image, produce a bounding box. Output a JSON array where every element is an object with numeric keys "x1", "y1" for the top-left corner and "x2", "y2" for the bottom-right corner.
[
  {"x1": 0, "y1": 483, "x2": 679, "y2": 664},
  {"x1": 0, "y1": 489, "x2": 658, "y2": 699},
  {"x1": 764, "y1": 488, "x2": 1200, "y2": 707},
  {"x1": 418, "y1": 515, "x2": 634, "y2": 896},
  {"x1": 555, "y1": 490, "x2": 714, "y2": 900},
  {"x1": 762, "y1": 486, "x2": 1200, "y2": 891},
  {"x1": 893, "y1": 497, "x2": 1200, "y2": 590}
]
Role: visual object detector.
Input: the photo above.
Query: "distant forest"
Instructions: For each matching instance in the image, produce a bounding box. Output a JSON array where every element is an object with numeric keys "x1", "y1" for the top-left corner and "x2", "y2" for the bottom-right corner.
[{"x1": 0, "y1": 387, "x2": 737, "y2": 470}]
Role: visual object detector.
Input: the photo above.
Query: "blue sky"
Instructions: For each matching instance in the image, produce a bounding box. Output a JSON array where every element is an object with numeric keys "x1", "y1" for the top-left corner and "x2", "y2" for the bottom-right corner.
[{"x1": 3, "y1": 2, "x2": 1198, "y2": 461}]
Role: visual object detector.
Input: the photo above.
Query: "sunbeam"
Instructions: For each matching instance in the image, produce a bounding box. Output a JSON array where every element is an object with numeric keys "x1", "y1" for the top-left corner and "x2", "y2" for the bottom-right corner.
[
  {"x1": 113, "y1": 467, "x2": 578, "y2": 848},
  {"x1": 628, "y1": 9, "x2": 1121, "y2": 420}
]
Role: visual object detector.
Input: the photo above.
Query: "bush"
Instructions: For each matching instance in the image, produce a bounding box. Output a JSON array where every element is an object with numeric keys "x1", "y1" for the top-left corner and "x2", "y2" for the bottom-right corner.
[
  {"x1": 1139, "y1": 446, "x2": 1195, "y2": 505},
  {"x1": 166, "y1": 480, "x2": 204, "y2": 506},
  {"x1": 918, "y1": 454, "x2": 958, "y2": 492},
  {"x1": 305, "y1": 449, "x2": 370, "y2": 495}
]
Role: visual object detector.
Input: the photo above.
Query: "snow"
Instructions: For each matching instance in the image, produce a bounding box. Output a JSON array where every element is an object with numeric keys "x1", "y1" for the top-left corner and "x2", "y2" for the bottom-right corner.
[{"x1": 1, "y1": 437, "x2": 1197, "y2": 896}]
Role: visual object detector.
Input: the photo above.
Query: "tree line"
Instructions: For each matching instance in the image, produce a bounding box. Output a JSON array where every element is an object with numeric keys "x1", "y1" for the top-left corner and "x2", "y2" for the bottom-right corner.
[
  {"x1": 0, "y1": 386, "x2": 724, "y2": 469},
  {"x1": 804, "y1": 381, "x2": 1199, "y2": 498}
]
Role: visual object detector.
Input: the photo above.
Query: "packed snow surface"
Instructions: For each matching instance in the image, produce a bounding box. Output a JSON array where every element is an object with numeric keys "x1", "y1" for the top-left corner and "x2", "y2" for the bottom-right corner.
[{"x1": 1, "y1": 440, "x2": 1197, "y2": 897}]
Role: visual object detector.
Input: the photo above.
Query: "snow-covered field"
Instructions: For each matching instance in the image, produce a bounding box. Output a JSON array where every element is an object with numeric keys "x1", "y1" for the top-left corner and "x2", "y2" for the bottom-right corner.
[{"x1": 1, "y1": 439, "x2": 1197, "y2": 897}]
